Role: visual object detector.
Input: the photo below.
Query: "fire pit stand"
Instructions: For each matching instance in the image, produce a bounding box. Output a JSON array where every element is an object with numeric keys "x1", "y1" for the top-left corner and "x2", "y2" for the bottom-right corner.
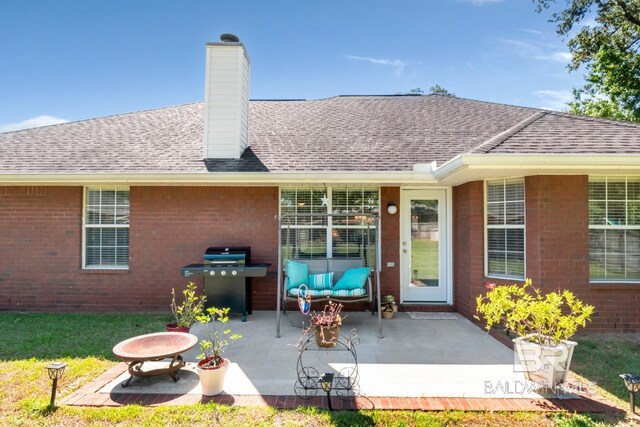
[{"x1": 112, "y1": 332, "x2": 198, "y2": 388}]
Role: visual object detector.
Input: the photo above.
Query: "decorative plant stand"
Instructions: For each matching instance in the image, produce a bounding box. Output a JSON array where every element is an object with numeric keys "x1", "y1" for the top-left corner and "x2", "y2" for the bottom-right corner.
[{"x1": 294, "y1": 329, "x2": 360, "y2": 399}]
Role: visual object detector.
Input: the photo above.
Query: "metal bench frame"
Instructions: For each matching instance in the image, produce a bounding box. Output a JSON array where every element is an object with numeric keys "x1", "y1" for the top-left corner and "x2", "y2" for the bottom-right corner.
[{"x1": 276, "y1": 213, "x2": 382, "y2": 338}]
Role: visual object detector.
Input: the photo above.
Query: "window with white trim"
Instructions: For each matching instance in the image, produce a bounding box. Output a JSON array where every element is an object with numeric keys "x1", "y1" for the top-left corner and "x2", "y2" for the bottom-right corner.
[
  {"x1": 84, "y1": 187, "x2": 130, "y2": 268},
  {"x1": 589, "y1": 177, "x2": 640, "y2": 281},
  {"x1": 280, "y1": 187, "x2": 379, "y2": 266},
  {"x1": 486, "y1": 179, "x2": 525, "y2": 279}
]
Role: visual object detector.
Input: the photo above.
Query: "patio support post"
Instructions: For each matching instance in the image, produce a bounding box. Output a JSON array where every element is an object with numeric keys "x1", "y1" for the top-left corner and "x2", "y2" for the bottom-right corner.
[
  {"x1": 376, "y1": 216, "x2": 383, "y2": 338},
  {"x1": 276, "y1": 216, "x2": 283, "y2": 338}
]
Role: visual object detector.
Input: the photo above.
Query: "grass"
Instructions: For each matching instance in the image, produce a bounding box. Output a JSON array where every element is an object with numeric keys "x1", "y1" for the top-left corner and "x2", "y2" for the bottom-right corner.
[
  {"x1": 411, "y1": 239, "x2": 439, "y2": 282},
  {"x1": 570, "y1": 333, "x2": 640, "y2": 404},
  {"x1": 0, "y1": 313, "x2": 636, "y2": 426}
]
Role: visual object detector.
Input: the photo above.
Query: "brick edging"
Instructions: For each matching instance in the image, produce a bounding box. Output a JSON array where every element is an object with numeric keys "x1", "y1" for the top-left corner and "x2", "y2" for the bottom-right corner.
[{"x1": 61, "y1": 362, "x2": 622, "y2": 413}]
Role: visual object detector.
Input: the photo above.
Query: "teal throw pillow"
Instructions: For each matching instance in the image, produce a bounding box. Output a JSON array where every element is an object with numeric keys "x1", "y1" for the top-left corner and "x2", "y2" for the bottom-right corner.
[
  {"x1": 286, "y1": 260, "x2": 309, "y2": 290},
  {"x1": 308, "y1": 272, "x2": 334, "y2": 291},
  {"x1": 333, "y1": 267, "x2": 371, "y2": 291}
]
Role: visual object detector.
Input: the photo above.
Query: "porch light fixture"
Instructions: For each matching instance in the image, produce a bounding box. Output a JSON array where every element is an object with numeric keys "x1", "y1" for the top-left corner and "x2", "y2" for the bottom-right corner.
[
  {"x1": 620, "y1": 374, "x2": 640, "y2": 414},
  {"x1": 319, "y1": 372, "x2": 334, "y2": 411},
  {"x1": 46, "y1": 361, "x2": 68, "y2": 406},
  {"x1": 387, "y1": 203, "x2": 397, "y2": 215}
]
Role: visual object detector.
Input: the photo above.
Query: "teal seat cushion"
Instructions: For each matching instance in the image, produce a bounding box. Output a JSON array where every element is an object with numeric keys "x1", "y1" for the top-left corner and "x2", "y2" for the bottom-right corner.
[
  {"x1": 288, "y1": 288, "x2": 333, "y2": 297},
  {"x1": 308, "y1": 272, "x2": 333, "y2": 291},
  {"x1": 333, "y1": 267, "x2": 371, "y2": 291},
  {"x1": 286, "y1": 260, "x2": 309, "y2": 290},
  {"x1": 287, "y1": 288, "x2": 366, "y2": 298}
]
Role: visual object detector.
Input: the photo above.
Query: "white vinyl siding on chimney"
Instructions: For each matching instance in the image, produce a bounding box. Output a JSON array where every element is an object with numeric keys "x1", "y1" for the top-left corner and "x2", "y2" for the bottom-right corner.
[{"x1": 203, "y1": 43, "x2": 250, "y2": 159}]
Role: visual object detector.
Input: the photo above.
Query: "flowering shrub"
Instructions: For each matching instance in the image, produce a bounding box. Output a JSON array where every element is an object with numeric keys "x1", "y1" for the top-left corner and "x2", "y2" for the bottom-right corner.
[{"x1": 474, "y1": 279, "x2": 594, "y2": 346}]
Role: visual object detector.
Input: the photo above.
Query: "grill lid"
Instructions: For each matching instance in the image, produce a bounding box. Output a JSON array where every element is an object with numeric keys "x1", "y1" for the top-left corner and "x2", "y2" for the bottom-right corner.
[{"x1": 203, "y1": 246, "x2": 250, "y2": 266}]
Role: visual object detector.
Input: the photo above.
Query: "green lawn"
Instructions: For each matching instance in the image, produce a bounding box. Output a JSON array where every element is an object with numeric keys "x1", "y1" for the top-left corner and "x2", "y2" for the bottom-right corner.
[
  {"x1": 411, "y1": 239, "x2": 439, "y2": 283},
  {"x1": 570, "y1": 333, "x2": 640, "y2": 404},
  {"x1": 0, "y1": 313, "x2": 634, "y2": 426}
]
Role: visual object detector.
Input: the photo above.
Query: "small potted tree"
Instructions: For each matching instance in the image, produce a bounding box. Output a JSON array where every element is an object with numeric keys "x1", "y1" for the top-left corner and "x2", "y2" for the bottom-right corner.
[
  {"x1": 167, "y1": 282, "x2": 206, "y2": 333},
  {"x1": 475, "y1": 279, "x2": 594, "y2": 389},
  {"x1": 196, "y1": 306, "x2": 241, "y2": 396}
]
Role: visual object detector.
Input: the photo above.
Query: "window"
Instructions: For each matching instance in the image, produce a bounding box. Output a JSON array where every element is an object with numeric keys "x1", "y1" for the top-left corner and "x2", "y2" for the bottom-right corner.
[
  {"x1": 280, "y1": 187, "x2": 379, "y2": 266},
  {"x1": 589, "y1": 177, "x2": 640, "y2": 281},
  {"x1": 486, "y1": 179, "x2": 525, "y2": 279},
  {"x1": 84, "y1": 187, "x2": 130, "y2": 268}
]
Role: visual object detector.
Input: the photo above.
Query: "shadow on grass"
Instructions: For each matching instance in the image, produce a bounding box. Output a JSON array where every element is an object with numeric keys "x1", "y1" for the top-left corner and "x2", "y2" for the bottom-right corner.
[{"x1": 0, "y1": 313, "x2": 171, "y2": 360}]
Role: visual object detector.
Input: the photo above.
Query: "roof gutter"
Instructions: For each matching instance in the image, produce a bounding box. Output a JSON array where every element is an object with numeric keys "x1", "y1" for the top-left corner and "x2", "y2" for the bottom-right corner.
[
  {"x1": 434, "y1": 153, "x2": 640, "y2": 185},
  {"x1": 0, "y1": 171, "x2": 438, "y2": 186}
]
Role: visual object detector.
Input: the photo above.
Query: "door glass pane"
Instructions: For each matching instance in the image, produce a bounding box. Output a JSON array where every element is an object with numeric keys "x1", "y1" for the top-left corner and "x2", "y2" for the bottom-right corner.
[{"x1": 410, "y1": 199, "x2": 439, "y2": 287}]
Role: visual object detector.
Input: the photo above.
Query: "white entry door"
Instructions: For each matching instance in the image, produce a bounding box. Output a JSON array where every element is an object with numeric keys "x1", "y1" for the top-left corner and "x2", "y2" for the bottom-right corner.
[{"x1": 401, "y1": 189, "x2": 449, "y2": 303}]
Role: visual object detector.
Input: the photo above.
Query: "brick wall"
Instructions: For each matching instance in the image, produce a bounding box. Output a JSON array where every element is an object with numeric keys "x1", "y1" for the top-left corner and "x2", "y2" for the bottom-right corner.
[
  {"x1": 453, "y1": 176, "x2": 640, "y2": 331},
  {"x1": 452, "y1": 181, "x2": 485, "y2": 319},
  {"x1": 0, "y1": 186, "x2": 279, "y2": 312},
  {"x1": 380, "y1": 187, "x2": 400, "y2": 301}
]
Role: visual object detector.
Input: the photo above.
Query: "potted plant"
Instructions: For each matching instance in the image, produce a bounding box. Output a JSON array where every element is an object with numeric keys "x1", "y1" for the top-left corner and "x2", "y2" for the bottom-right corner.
[
  {"x1": 167, "y1": 282, "x2": 206, "y2": 333},
  {"x1": 306, "y1": 301, "x2": 344, "y2": 348},
  {"x1": 381, "y1": 295, "x2": 397, "y2": 319},
  {"x1": 195, "y1": 306, "x2": 241, "y2": 396},
  {"x1": 475, "y1": 279, "x2": 594, "y2": 389}
]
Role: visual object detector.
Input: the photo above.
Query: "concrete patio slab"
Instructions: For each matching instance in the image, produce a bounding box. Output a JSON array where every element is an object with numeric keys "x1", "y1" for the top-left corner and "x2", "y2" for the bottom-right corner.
[
  {"x1": 62, "y1": 311, "x2": 622, "y2": 412},
  {"x1": 99, "y1": 311, "x2": 560, "y2": 398}
]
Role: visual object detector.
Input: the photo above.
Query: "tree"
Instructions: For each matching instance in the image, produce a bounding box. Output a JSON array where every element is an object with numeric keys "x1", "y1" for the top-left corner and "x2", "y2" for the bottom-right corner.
[
  {"x1": 428, "y1": 84, "x2": 455, "y2": 97},
  {"x1": 397, "y1": 86, "x2": 455, "y2": 96},
  {"x1": 535, "y1": 0, "x2": 640, "y2": 121}
]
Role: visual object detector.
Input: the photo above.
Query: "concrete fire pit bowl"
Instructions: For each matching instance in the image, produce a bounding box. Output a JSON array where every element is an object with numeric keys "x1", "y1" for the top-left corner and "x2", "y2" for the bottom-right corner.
[{"x1": 113, "y1": 332, "x2": 198, "y2": 387}]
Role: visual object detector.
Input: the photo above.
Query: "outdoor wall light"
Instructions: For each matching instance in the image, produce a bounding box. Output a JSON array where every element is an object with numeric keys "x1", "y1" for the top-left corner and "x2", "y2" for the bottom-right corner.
[
  {"x1": 620, "y1": 374, "x2": 640, "y2": 414},
  {"x1": 46, "y1": 361, "x2": 68, "y2": 406},
  {"x1": 387, "y1": 203, "x2": 398, "y2": 215},
  {"x1": 319, "y1": 372, "x2": 334, "y2": 411}
]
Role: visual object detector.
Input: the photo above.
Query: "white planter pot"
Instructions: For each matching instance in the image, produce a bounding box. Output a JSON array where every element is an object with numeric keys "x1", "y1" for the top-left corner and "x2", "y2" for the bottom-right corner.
[
  {"x1": 197, "y1": 358, "x2": 229, "y2": 396},
  {"x1": 513, "y1": 334, "x2": 577, "y2": 389}
]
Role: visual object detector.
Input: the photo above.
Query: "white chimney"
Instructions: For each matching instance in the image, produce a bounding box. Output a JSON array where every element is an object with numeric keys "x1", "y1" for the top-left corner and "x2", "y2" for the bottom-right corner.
[{"x1": 203, "y1": 33, "x2": 250, "y2": 159}]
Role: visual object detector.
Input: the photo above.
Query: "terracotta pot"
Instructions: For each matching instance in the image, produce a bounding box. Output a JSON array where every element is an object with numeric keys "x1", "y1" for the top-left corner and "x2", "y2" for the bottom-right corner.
[
  {"x1": 315, "y1": 325, "x2": 340, "y2": 348},
  {"x1": 197, "y1": 357, "x2": 230, "y2": 396},
  {"x1": 382, "y1": 311, "x2": 394, "y2": 319},
  {"x1": 165, "y1": 323, "x2": 190, "y2": 333}
]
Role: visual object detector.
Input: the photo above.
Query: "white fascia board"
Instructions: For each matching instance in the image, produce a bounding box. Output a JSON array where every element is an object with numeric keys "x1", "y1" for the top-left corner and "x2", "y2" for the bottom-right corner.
[
  {"x1": 434, "y1": 154, "x2": 640, "y2": 186},
  {"x1": 0, "y1": 171, "x2": 437, "y2": 186}
]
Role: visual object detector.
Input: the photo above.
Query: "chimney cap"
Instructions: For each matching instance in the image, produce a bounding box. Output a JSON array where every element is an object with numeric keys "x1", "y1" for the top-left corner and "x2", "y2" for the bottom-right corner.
[{"x1": 220, "y1": 33, "x2": 240, "y2": 43}]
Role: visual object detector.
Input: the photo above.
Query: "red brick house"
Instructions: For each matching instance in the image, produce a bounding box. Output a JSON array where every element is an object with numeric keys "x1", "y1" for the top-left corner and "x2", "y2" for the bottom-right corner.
[{"x1": 1, "y1": 36, "x2": 640, "y2": 331}]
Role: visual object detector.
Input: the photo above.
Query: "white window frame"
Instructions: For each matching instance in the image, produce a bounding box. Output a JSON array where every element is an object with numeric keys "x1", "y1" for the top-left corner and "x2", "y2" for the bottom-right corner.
[
  {"x1": 82, "y1": 186, "x2": 130, "y2": 270},
  {"x1": 589, "y1": 176, "x2": 640, "y2": 283},
  {"x1": 279, "y1": 186, "x2": 380, "y2": 261},
  {"x1": 484, "y1": 179, "x2": 526, "y2": 280}
]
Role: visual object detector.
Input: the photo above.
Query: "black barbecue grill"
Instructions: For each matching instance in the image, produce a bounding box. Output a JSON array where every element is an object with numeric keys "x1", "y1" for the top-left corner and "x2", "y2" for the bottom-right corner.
[{"x1": 181, "y1": 246, "x2": 269, "y2": 321}]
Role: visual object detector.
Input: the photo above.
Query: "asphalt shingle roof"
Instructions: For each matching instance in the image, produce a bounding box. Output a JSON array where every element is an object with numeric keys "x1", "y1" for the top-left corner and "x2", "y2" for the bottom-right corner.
[{"x1": 0, "y1": 95, "x2": 638, "y2": 174}]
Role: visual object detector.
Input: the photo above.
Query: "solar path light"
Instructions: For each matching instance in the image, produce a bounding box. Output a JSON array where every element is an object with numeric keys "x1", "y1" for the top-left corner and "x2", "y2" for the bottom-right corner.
[
  {"x1": 620, "y1": 374, "x2": 640, "y2": 414},
  {"x1": 320, "y1": 372, "x2": 334, "y2": 411},
  {"x1": 46, "y1": 362, "x2": 68, "y2": 406}
]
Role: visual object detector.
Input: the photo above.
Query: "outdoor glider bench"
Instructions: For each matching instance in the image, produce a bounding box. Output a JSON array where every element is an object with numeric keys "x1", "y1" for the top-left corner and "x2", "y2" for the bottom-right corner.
[
  {"x1": 276, "y1": 212, "x2": 383, "y2": 339},
  {"x1": 276, "y1": 257, "x2": 382, "y2": 338}
]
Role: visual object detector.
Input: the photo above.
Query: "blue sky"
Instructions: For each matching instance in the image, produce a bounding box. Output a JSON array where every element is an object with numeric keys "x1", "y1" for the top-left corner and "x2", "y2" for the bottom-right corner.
[{"x1": 0, "y1": 0, "x2": 585, "y2": 132}]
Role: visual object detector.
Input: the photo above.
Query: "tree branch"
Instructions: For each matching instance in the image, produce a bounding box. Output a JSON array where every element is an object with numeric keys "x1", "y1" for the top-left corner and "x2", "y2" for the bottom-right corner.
[{"x1": 615, "y1": 0, "x2": 640, "y2": 27}]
